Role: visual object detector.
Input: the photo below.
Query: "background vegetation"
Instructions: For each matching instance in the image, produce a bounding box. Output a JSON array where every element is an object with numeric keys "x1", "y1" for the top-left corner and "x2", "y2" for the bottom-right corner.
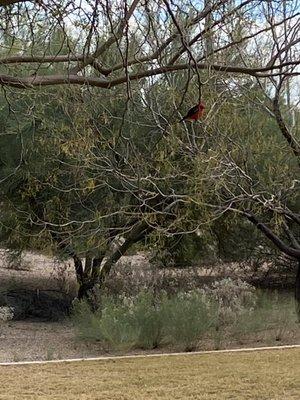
[{"x1": 0, "y1": 0, "x2": 299, "y2": 336}]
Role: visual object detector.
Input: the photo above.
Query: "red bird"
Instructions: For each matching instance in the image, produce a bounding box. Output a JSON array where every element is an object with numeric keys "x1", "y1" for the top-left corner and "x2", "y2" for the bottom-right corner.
[{"x1": 180, "y1": 102, "x2": 205, "y2": 122}]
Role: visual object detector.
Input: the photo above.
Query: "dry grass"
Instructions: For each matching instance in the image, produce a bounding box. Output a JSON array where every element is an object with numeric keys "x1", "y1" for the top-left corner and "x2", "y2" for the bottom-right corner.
[{"x1": 1, "y1": 348, "x2": 299, "y2": 399}]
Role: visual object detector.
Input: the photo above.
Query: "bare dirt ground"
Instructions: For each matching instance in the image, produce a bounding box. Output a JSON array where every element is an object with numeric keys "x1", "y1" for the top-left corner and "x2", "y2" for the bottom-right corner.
[
  {"x1": 0, "y1": 320, "x2": 104, "y2": 362},
  {"x1": 0, "y1": 249, "x2": 77, "y2": 295},
  {"x1": 0, "y1": 249, "x2": 150, "y2": 295},
  {"x1": 1, "y1": 318, "x2": 300, "y2": 363},
  {"x1": 0, "y1": 250, "x2": 159, "y2": 362}
]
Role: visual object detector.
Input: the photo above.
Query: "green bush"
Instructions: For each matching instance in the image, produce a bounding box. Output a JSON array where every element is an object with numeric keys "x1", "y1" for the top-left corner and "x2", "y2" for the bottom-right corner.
[
  {"x1": 72, "y1": 299, "x2": 103, "y2": 341},
  {"x1": 233, "y1": 290, "x2": 297, "y2": 340},
  {"x1": 131, "y1": 291, "x2": 163, "y2": 349},
  {"x1": 72, "y1": 291, "x2": 213, "y2": 351},
  {"x1": 161, "y1": 291, "x2": 213, "y2": 351},
  {"x1": 204, "y1": 278, "x2": 257, "y2": 326},
  {"x1": 71, "y1": 288, "x2": 297, "y2": 352},
  {"x1": 99, "y1": 292, "x2": 164, "y2": 350},
  {"x1": 99, "y1": 296, "x2": 138, "y2": 350},
  {"x1": 72, "y1": 292, "x2": 164, "y2": 350}
]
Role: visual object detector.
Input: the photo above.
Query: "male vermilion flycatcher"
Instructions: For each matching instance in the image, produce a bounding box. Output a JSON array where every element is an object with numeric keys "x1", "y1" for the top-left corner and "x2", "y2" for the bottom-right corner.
[{"x1": 180, "y1": 102, "x2": 205, "y2": 122}]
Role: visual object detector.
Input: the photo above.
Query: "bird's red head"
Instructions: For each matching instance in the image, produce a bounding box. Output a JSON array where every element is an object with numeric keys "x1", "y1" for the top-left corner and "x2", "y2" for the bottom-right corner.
[{"x1": 199, "y1": 102, "x2": 205, "y2": 109}]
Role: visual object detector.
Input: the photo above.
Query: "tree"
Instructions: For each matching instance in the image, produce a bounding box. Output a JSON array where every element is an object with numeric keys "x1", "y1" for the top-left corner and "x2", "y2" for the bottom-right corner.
[
  {"x1": 0, "y1": 0, "x2": 299, "y2": 308},
  {"x1": 0, "y1": 1, "x2": 299, "y2": 88}
]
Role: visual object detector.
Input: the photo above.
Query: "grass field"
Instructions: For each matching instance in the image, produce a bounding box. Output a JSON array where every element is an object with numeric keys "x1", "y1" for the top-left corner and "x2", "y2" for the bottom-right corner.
[{"x1": 1, "y1": 349, "x2": 299, "y2": 399}]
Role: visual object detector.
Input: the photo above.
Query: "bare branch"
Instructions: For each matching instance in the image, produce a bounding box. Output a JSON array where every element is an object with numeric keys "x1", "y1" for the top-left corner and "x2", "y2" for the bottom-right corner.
[
  {"x1": 245, "y1": 212, "x2": 300, "y2": 259},
  {"x1": 283, "y1": 222, "x2": 300, "y2": 250},
  {"x1": 0, "y1": 54, "x2": 84, "y2": 64},
  {"x1": 1, "y1": 60, "x2": 300, "y2": 89},
  {"x1": 273, "y1": 79, "x2": 300, "y2": 162},
  {"x1": 70, "y1": 0, "x2": 140, "y2": 74},
  {"x1": 0, "y1": 0, "x2": 26, "y2": 5}
]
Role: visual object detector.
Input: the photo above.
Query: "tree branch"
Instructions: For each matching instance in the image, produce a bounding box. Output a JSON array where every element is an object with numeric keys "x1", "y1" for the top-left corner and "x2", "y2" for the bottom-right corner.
[
  {"x1": 0, "y1": 0, "x2": 26, "y2": 5},
  {"x1": 70, "y1": 0, "x2": 140, "y2": 74},
  {"x1": 103, "y1": 0, "x2": 227, "y2": 75},
  {"x1": 99, "y1": 200, "x2": 179, "y2": 280},
  {"x1": 244, "y1": 211, "x2": 300, "y2": 259},
  {"x1": 99, "y1": 219, "x2": 151, "y2": 280},
  {"x1": 1, "y1": 60, "x2": 299, "y2": 89},
  {"x1": 0, "y1": 54, "x2": 84, "y2": 64},
  {"x1": 168, "y1": 0, "x2": 263, "y2": 65},
  {"x1": 273, "y1": 85, "x2": 300, "y2": 162},
  {"x1": 283, "y1": 221, "x2": 300, "y2": 250}
]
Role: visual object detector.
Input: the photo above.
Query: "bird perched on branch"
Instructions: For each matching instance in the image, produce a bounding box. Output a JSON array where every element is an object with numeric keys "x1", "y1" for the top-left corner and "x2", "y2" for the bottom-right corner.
[{"x1": 179, "y1": 101, "x2": 205, "y2": 122}]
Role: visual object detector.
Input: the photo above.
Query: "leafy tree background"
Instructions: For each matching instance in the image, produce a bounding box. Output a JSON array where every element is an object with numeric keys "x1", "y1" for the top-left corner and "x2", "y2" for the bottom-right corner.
[{"x1": 0, "y1": 0, "x2": 299, "y2": 304}]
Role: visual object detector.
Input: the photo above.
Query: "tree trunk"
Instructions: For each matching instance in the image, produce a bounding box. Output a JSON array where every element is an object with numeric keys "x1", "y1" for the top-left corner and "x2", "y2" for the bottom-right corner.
[
  {"x1": 75, "y1": 203, "x2": 175, "y2": 301},
  {"x1": 244, "y1": 212, "x2": 300, "y2": 320},
  {"x1": 204, "y1": 0, "x2": 214, "y2": 59},
  {"x1": 76, "y1": 256, "x2": 103, "y2": 300},
  {"x1": 295, "y1": 260, "x2": 300, "y2": 322},
  {"x1": 77, "y1": 280, "x2": 97, "y2": 300}
]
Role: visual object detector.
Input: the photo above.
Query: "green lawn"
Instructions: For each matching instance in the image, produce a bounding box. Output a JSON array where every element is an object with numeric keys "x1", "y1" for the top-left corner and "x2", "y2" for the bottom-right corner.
[{"x1": 1, "y1": 349, "x2": 299, "y2": 399}]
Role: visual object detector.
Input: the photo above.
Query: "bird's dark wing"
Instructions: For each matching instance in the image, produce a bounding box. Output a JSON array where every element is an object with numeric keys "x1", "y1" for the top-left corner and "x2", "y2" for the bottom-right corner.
[
  {"x1": 179, "y1": 104, "x2": 199, "y2": 122},
  {"x1": 182, "y1": 104, "x2": 199, "y2": 120},
  {"x1": 187, "y1": 104, "x2": 199, "y2": 115}
]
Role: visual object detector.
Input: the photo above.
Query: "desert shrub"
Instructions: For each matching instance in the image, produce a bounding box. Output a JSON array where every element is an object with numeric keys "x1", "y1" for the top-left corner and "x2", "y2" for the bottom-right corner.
[
  {"x1": 72, "y1": 290, "x2": 213, "y2": 351},
  {"x1": 72, "y1": 299, "x2": 103, "y2": 341},
  {"x1": 72, "y1": 285, "x2": 296, "y2": 352},
  {"x1": 160, "y1": 291, "x2": 213, "y2": 351},
  {"x1": 1, "y1": 249, "x2": 30, "y2": 271},
  {"x1": 233, "y1": 290, "x2": 297, "y2": 340},
  {"x1": 131, "y1": 291, "x2": 164, "y2": 349},
  {"x1": 104, "y1": 261, "x2": 216, "y2": 298},
  {"x1": 0, "y1": 306, "x2": 14, "y2": 321},
  {"x1": 204, "y1": 278, "x2": 257, "y2": 326},
  {"x1": 73, "y1": 292, "x2": 164, "y2": 350},
  {"x1": 103, "y1": 256, "x2": 155, "y2": 297},
  {"x1": 99, "y1": 295, "x2": 139, "y2": 350}
]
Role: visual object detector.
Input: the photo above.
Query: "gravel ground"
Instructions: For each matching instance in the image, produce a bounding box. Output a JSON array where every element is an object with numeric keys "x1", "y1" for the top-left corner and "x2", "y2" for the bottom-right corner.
[{"x1": 0, "y1": 320, "x2": 109, "y2": 362}]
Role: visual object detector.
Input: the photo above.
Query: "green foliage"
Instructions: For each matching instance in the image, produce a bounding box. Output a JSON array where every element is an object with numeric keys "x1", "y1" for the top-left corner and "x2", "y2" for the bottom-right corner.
[
  {"x1": 99, "y1": 296, "x2": 139, "y2": 350},
  {"x1": 131, "y1": 291, "x2": 163, "y2": 349},
  {"x1": 72, "y1": 288, "x2": 298, "y2": 352},
  {"x1": 160, "y1": 291, "x2": 213, "y2": 351},
  {"x1": 72, "y1": 290, "x2": 213, "y2": 351},
  {"x1": 0, "y1": 21, "x2": 299, "y2": 276},
  {"x1": 72, "y1": 292, "x2": 164, "y2": 350},
  {"x1": 72, "y1": 299, "x2": 103, "y2": 342},
  {"x1": 233, "y1": 290, "x2": 298, "y2": 341}
]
